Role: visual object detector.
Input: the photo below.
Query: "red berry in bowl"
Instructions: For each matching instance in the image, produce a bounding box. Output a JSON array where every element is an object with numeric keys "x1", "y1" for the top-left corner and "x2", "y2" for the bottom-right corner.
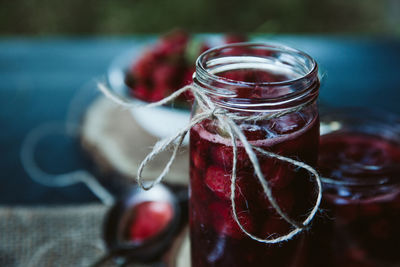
[
  {"x1": 126, "y1": 31, "x2": 248, "y2": 105},
  {"x1": 148, "y1": 87, "x2": 168, "y2": 102},
  {"x1": 133, "y1": 53, "x2": 157, "y2": 80},
  {"x1": 153, "y1": 63, "x2": 180, "y2": 89},
  {"x1": 132, "y1": 84, "x2": 151, "y2": 100}
]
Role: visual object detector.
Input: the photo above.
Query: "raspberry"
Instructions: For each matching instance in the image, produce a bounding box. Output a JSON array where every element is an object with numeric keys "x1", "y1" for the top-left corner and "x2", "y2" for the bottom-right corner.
[
  {"x1": 204, "y1": 165, "x2": 251, "y2": 202},
  {"x1": 209, "y1": 202, "x2": 253, "y2": 239},
  {"x1": 148, "y1": 86, "x2": 168, "y2": 102},
  {"x1": 132, "y1": 84, "x2": 151, "y2": 101},
  {"x1": 205, "y1": 165, "x2": 231, "y2": 199},
  {"x1": 129, "y1": 30, "x2": 242, "y2": 104},
  {"x1": 133, "y1": 52, "x2": 156, "y2": 80},
  {"x1": 153, "y1": 63, "x2": 180, "y2": 90}
]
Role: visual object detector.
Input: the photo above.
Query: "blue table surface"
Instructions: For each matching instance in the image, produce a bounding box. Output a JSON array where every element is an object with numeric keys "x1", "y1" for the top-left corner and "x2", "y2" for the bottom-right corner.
[{"x1": 1, "y1": 35, "x2": 399, "y2": 205}]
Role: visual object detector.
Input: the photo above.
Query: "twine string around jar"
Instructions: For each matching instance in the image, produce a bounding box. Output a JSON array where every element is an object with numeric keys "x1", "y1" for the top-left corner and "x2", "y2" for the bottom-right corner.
[{"x1": 98, "y1": 82, "x2": 322, "y2": 244}]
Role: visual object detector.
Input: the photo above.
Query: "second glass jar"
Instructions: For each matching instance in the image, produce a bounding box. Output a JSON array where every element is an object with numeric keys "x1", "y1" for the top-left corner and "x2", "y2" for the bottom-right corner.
[
  {"x1": 309, "y1": 109, "x2": 400, "y2": 267},
  {"x1": 189, "y1": 43, "x2": 320, "y2": 266}
]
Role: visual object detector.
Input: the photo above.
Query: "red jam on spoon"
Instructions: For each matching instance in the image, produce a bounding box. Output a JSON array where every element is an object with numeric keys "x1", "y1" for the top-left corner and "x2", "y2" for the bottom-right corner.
[{"x1": 127, "y1": 201, "x2": 174, "y2": 243}]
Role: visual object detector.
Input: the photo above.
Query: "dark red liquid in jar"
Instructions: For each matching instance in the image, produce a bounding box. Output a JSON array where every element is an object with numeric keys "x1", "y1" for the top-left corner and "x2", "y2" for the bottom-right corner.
[
  {"x1": 189, "y1": 70, "x2": 319, "y2": 266},
  {"x1": 310, "y1": 133, "x2": 400, "y2": 267},
  {"x1": 126, "y1": 201, "x2": 174, "y2": 243}
]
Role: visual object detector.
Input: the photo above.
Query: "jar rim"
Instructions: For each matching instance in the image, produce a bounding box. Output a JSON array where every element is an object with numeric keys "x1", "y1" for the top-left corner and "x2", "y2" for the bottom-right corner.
[
  {"x1": 195, "y1": 42, "x2": 318, "y2": 87},
  {"x1": 193, "y1": 42, "x2": 319, "y2": 111}
]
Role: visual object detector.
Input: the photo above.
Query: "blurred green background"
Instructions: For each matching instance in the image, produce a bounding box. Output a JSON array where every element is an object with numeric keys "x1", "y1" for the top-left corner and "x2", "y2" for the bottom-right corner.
[{"x1": 0, "y1": 0, "x2": 399, "y2": 35}]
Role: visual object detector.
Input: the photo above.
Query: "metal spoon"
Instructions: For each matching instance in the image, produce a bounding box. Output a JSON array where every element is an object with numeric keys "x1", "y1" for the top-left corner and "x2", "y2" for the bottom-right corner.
[{"x1": 90, "y1": 183, "x2": 186, "y2": 267}]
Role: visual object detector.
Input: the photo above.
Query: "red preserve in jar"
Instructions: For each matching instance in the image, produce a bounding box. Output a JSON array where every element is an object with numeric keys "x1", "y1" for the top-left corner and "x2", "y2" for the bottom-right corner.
[
  {"x1": 189, "y1": 43, "x2": 320, "y2": 266},
  {"x1": 310, "y1": 108, "x2": 400, "y2": 267}
]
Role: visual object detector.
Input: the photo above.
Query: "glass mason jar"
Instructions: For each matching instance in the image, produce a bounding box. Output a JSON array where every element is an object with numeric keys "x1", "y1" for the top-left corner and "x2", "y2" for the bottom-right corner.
[
  {"x1": 189, "y1": 43, "x2": 320, "y2": 267},
  {"x1": 310, "y1": 108, "x2": 400, "y2": 267}
]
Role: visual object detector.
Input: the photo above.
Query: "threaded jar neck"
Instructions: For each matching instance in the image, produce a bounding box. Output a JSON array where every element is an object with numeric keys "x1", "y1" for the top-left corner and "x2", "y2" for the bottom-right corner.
[{"x1": 193, "y1": 42, "x2": 319, "y2": 112}]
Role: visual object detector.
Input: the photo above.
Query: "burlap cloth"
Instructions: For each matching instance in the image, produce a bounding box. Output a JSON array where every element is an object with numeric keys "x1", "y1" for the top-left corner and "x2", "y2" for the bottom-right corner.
[
  {"x1": 0, "y1": 204, "x2": 191, "y2": 267},
  {"x1": 0, "y1": 204, "x2": 114, "y2": 267}
]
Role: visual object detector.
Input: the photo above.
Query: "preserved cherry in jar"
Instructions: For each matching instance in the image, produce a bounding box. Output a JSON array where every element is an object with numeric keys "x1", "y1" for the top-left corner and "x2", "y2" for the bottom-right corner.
[
  {"x1": 189, "y1": 43, "x2": 320, "y2": 267},
  {"x1": 310, "y1": 109, "x2": 400, "y2": 267}
]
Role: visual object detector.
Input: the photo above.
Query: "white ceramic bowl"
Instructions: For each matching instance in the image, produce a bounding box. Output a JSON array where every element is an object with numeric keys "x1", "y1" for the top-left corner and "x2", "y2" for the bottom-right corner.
[{"x1": 107, "y1": 45, "x2": 191, "y2": 143}]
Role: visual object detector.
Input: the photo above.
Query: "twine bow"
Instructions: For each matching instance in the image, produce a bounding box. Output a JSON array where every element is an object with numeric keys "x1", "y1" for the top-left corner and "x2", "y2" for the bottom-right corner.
[{"x1": 98, "y1": 83, "x2": 322, "y2": 244}]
